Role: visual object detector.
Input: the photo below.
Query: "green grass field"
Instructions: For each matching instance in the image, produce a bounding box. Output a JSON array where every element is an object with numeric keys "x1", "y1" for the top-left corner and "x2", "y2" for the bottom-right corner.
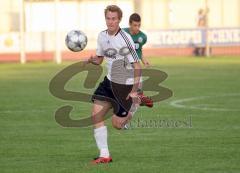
[{"x1": 0, "y1": 56, "x2": 240, "y2": 173}]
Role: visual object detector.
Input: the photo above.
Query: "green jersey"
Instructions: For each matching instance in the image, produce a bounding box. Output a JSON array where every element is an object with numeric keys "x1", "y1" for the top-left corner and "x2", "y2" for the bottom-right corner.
[{"x1": 123, "y1": 28, "x2": 147, "y2": 59}]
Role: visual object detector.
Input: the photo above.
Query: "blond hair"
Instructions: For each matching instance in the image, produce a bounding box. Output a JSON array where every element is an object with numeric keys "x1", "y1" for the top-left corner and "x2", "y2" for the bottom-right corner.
[{"x1": 104, "y1": 5, "x2": 122, "y2": 20}]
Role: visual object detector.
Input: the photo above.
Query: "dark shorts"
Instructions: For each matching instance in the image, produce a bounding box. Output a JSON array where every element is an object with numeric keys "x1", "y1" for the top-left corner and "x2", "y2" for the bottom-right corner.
[{"x1": 92, "y1": 76, "x2": 133, "y2": 117}]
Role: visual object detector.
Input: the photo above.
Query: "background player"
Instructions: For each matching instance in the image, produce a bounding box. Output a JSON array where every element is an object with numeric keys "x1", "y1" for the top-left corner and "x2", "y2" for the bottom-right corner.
[
  {"x1": 123, "y1": 13, "x2": 150, "y2": 67},
  {"x1": 123, "y1": 13, "x2": 153, "y2": 109}
]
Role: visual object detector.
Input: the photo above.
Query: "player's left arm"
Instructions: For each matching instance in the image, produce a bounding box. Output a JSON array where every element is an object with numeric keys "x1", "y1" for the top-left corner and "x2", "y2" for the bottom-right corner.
[
  {"x1": 126, "y1": 61, "x2": 141, "y2": 102},
  {"x1": 141, "y1": 56, "x2": 150, "y2": 67},
  {"x1": 131, "y1": 61, "x2": 142, "y2": 92},
  {"x1": 140, "y1": 34, "x2": 150, "y2": 67},
  {"x1": 125, "y1": 34, "x2": 142, "y2": 102}
]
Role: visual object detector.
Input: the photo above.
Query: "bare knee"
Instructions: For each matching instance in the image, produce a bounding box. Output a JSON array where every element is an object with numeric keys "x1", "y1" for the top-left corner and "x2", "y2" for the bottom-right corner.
[
  {"x1": 91, "y1": 100, "x2": 111, "y2": 127},
  {"x1": 112, "y1": 115, "x2": 129, "y2": 130},
  {"x1": 112, "y1": 119, "x2": 122, "y2": 130}
]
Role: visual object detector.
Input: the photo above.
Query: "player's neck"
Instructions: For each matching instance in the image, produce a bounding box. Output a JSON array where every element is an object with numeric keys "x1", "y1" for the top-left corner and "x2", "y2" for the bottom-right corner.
[
  {"x1": 129, "y1": 29, "x2": 140, "y2": 35},
  {"x1": 107, "y1": 27, "x2": 120, "y2": 36}
]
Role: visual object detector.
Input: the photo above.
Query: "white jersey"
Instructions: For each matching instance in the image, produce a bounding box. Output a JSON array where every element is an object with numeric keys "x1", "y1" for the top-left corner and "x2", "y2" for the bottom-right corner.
[{"x1": 96, "y1": 28, "x2": 139, "y2": 85}]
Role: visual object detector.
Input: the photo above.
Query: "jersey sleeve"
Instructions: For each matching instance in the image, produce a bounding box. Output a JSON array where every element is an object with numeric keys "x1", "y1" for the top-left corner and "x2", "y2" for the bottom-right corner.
[
  {"x1": 96, "y1": 33, "x2": 104, "y2": 57},
  {"x1": 124, "y1": 32, "x2": 139, "y2": 63},
  {"x1": 142, "y1": 32, "x2": 147, "y2": 45}
]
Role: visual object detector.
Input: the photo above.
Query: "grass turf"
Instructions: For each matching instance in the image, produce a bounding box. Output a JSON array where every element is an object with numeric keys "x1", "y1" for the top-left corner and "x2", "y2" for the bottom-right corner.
[{"x1": 0, "y1": 56, "x2": 240, "y2": 173}]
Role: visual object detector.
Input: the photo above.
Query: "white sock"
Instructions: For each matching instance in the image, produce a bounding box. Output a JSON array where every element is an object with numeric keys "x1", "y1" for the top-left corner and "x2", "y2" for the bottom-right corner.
[{"x1": 94, "y1": 126, "x2": 109, "y2": 158}]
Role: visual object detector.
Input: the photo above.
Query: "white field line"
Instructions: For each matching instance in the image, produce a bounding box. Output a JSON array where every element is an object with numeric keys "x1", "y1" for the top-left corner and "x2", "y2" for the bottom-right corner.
[{"x1": 169, "y1": 93, "x2": 240, "y2": 112}]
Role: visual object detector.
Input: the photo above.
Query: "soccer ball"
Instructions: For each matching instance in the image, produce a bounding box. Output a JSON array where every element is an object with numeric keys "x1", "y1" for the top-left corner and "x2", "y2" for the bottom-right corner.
[{"x1": 65, "y1": 30, "x2": 88, "y2": 52}]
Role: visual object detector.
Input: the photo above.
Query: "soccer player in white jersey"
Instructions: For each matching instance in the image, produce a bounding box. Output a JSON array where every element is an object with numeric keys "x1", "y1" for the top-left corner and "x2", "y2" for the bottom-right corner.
[{"x1": 85, "y1": 5, "x2": 141, "y2": 164}]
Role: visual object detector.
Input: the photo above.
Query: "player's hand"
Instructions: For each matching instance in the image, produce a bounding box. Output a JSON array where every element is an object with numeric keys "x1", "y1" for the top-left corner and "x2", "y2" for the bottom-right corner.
[
  {"x1": 144, "y1": 61, "x2": 150, "y2": 67},
  {"x1": 141, "y1": 58, "x2": 150, "y2": 67},
  {"x1": 82, "y1": 55, "x2": 94, "y2": 66},
  {"x1": 126, "y1": 91, "x2": 140, "y2": 104},
  {"x1": 83, "y1": 55, "x2": 103, "y2": 65}
]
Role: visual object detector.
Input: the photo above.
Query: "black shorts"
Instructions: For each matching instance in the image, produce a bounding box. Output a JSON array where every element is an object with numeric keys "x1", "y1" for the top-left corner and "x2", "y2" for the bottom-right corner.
[{"x1": 92, "y1": 76, "x2": 133, "y2": 117}]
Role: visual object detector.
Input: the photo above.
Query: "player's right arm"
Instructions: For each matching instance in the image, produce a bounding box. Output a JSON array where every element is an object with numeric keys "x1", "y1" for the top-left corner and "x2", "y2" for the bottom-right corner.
[
  {"x1": 87, "y1": 55, "x2": 104, "y2": 65},
  {"x1": 86, "y1": 33, "x2": 104, "y2": 65}
]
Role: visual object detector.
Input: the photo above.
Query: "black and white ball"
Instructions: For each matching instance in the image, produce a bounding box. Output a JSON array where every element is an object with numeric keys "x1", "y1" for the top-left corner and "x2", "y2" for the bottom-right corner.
[{"x1": 65, "y1": 30, "x2": 87, "y2": 52}]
